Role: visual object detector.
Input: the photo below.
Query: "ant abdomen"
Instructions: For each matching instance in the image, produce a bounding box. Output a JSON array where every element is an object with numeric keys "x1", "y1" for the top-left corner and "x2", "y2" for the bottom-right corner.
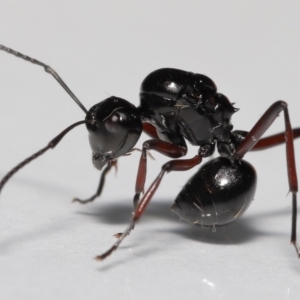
[{"x1": 172, "y1": 157, "x2": 257, "y2": 227}]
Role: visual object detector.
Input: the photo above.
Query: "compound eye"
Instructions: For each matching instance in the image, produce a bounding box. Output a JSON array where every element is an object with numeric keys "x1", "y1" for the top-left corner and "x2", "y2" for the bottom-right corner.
[{"x1": 104, "y1": 112, "x2": 121, "y2": 133}]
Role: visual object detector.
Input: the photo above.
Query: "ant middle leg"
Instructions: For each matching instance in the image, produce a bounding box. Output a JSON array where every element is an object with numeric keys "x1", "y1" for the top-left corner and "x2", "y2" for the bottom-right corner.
[
  {"x1": 96, "y1": 154, "x2": 202, "y2": 261},
  {"x1": 134, "y1": 132, "x2": 187, "y2": 210}
]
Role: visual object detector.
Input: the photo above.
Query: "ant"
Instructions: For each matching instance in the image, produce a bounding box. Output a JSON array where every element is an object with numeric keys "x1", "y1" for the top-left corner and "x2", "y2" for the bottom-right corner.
[{"x1": 0, "y1": 44, "x2": 300, "y2": 261}]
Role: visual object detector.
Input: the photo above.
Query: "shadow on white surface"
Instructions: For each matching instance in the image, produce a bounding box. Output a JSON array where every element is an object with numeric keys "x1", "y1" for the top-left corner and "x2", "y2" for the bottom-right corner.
[{"x1": 77, "y1": 199, "x2": 290, "y2": 244}]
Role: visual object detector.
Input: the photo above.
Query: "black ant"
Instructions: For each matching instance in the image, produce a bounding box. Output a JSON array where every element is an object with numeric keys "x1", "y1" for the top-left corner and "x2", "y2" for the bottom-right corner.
[{"x1": 0, "y1": 44, "x2": 299, "y2": 261}]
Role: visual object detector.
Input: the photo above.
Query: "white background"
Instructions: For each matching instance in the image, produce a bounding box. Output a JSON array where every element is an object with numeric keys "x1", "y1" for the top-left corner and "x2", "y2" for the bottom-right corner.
[{"x1": 0, "y1": 1, "x2": 300, "y2": 299}]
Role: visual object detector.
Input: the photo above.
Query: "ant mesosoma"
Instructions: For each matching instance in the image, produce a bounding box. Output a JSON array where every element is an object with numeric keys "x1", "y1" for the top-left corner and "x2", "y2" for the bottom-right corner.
[{"x1": 0, "y1": 44, "x2": 300, "y2": 261}]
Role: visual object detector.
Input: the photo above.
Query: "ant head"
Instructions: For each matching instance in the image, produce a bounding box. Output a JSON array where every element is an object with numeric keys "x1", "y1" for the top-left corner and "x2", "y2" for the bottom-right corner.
[{"x1": 86, "y1": 97, "x2": 142, "y2": 170}]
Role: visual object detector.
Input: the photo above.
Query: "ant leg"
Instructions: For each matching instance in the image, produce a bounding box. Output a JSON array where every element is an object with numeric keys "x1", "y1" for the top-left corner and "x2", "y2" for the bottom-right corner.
[
  {"x1": 73, "y1": 160, "x2": 117, "y2": 204},
  {"x1": 251, "y1": 128, "x2": 300, "y2": 151},
  {"x1": 96, "y1": 155, "x2": 202, "y2": 261},
  {"x1": 0, "y1": 44, "x2": 87, "y2": 114},
  {"x1": 0, "y1": 120, "x2": 87, "y2": 194},
  {"x1": 235, "y1": 101, "x2": 300, "y2": 256},
  {"x1": 134, "y1": 138, "x2": 187, "y2": 210},
  {"x1": 142, "y1": 123, "x2": 160, "y2": 139}
]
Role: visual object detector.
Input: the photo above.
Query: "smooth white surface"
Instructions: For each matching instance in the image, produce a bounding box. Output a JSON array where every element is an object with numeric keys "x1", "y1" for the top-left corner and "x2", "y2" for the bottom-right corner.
[{"x1": 0, "y1": 1, "x2": 300, "y2": 299}]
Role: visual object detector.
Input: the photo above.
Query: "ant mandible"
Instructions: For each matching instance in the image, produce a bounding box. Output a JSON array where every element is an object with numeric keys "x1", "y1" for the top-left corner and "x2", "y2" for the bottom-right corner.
[{"x1": 0, "y1": 44, "x2": 299, "y2": 261}]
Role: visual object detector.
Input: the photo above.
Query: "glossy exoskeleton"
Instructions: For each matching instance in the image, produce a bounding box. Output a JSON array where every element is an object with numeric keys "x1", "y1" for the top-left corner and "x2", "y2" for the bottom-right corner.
[{"x1": 0, "y1": 44, "x2": 299, "y2": 261}]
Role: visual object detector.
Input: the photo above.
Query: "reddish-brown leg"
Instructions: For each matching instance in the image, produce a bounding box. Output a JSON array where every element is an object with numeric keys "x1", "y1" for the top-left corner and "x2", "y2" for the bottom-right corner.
[
  {"x1": 235, "y1": 101, "x2": 299, "y2": 256},
  {"x1": 142, "y1": 123, "x2": 160, "y2": 139},
  {"x1": 251, "y1": 128, "x2": 300, "y2": 151},
  {"x1": 96, "y1": 155, "x2": 202, "y2": 261},
  {"x1": 134, "y1": 139, "x2": 187, "y2": 209}
]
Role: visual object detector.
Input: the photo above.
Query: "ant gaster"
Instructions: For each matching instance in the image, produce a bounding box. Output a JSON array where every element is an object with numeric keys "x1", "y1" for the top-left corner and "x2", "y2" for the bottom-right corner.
[{"x1": 0, "y1": 44, "x2": 299, "y2": 261}]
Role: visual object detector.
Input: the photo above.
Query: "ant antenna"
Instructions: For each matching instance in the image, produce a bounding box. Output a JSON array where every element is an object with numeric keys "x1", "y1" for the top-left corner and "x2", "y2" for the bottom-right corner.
[
  {"x1": 0, "y1": 120, "x2": 88, "y2": 194},
  {"x1": 0, "y1": 44, "x2": 88, "y2": 114}
]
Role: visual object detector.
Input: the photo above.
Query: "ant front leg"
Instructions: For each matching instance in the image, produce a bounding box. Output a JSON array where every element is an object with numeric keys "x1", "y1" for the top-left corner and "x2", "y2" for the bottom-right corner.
[
  {"x1": 134, "y1": 135, "x2": 187, "y2": 210},
  {"x1": 96, "y1": 154, "x2": 202, "y2": 260},
  {"x1": 73, "y1": 160, "x2": 117, "y2": 204},
  {"x1": 235, "y1": 101, "x2": 299, "y2": 256}
]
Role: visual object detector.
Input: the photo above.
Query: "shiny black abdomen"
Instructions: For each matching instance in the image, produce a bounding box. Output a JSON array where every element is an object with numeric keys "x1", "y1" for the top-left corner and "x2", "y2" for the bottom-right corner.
[{"x1": 172, "y1": 157, "x2": 257, "y2": 227}]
